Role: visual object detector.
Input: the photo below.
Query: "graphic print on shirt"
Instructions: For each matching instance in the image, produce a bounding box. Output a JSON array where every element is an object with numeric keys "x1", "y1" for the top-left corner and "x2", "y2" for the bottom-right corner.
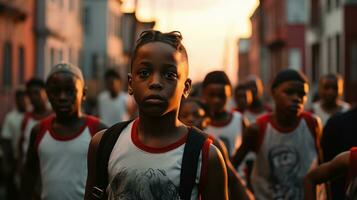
[
  {"x1": 107, "y1": 168, "x2": 180, "y2": 200},
  {"x1": 268, "y1": 145, "x2": 302, "y2": 200}
]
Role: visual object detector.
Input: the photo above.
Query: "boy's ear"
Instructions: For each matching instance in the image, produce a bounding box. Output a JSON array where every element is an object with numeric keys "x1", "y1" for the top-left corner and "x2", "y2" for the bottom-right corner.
[
  {"x1": 128, "y1": 73, "x2": 133, "y2": 95},
  {"x1": 183, "y1": 78, "x2": 192, "y2": 98}
]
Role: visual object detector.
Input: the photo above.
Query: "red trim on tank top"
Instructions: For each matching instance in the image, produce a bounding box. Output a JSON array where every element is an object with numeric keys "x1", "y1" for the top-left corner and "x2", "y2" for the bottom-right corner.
[
  {"x1": 48, "y1": 117, "x2": 89, "y2": 141},
  {"x1": 131, "y1": 119, "x2": 188, "y2": 153},
  {"x1": 198, "y1": 138, "x2": 212, "y2": 194},
  {"x1": 209, "y1": 112, "x2": 233, "y2": 127},
  {"x1": 35, "y1": 116, "x2": 55, "y2": 152}
]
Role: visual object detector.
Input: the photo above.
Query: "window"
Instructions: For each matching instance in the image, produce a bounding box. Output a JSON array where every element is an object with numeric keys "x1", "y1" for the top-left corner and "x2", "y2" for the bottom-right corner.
[
  {"x1": 18, "y1": 46, "x2": 25, "y2": 84},
  {"x1": 288, "y1": 48, "x2": 302, "y2": 71},
  {"x1": 58, "y1": 49, "x2": 63, "y2": 62},
  {"x1": 91, "y1": 54, "x2": 98, "y2": 79},
  {"x1": 3, "y1": 42, "x2": 12, "y2": 87},
  {"x1": 350, "y1": 41, "x2": 357, "y2": 81},
  {"x1": 50, "y1": 48, "x2": 55, "y2": 68},
  {"x1": 328, "y1": 37, "x2": 332, "y2": 72},
  {"x1": 286, "y1": 0, "x2": 307, "y2": 24},
  {"x1": 69, "y1": 0, "x2": 75, "y2": 11},
  {"x1": 68, "y1": 47, "x2": 72, "y2": 63},
  {"x1": 336, "y1": 34, "x2": 340, "y2": 74},
  {"x1": 84, "y1": 7, "x2": 90, "y2": 35}
]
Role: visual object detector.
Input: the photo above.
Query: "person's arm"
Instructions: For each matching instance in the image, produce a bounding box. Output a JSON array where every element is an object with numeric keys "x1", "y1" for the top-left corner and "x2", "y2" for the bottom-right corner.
[
  {"x1": 213, "y1": 139, "x2": 253, "y2": 200},
  {"x1": 232, "y1": 124, "x2": 259, "y2": 168},
  {"x1": 19, "y1": 124, "x2": 41, "y2": 200},
  {"x1": 202, "y1": 144, "x2": 229, "y2": 200},
  {"x1": 313, "y1": 116, "x2": 323, "y2": 163},
  {"x1": 304, "y1": 151, "x2": 350, "y2": 200},
  {"x1": 84, "y1": 129, "x2": 105, "y2": 200}
]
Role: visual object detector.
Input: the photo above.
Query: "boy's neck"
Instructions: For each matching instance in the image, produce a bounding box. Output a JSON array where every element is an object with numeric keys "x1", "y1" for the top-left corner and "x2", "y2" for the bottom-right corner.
[
  {"x1": 273, "y1": 111, "x2": 300, "y2": 129},
  {"x1": 138, "y1": 111, "x2": 186, "y2": 140},
  {"x1": 56, "y1": 111, "x2": 83, "y2": 125},
  {"x1": 109, "y1": 90, "x2": 120, "y2": 98},
  {"x1": 211, "y1": 110, "x2": 230, "y2": 122},
  {"x1": 321, "y1": 99, "x2": 339, "y2": 111},
  {"x1": 32, "y1": 105, "x2": 50, "y2": 117},
  {"x1": 250, "y1": 99, "x2": 264, "y2": 111}
]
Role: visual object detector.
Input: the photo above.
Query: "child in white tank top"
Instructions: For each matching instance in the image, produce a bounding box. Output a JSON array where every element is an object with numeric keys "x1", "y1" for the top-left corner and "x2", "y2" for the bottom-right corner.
[{"x1": 19, "y1": 63, "x2": 106, "y2": 200}]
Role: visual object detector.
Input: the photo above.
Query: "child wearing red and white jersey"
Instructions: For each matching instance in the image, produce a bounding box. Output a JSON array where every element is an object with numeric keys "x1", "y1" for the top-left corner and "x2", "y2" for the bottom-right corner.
[
  {"x1": 233, "y1": 69, "x2": 323, "y2": 200},
  {"x1": 20, "y1": 63, "x2": 106, "y2": 200}
]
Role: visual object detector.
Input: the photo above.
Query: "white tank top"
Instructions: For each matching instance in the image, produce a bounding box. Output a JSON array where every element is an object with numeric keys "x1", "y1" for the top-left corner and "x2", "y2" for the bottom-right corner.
[
  {"x1": 251, "y1": 113, "x2": 318, "y2": 200},
  {"x1": 205, "y1": 111, "x2": 243, "y2": 156},
  {"x1": 107, "y1": 119, "x2": 211, "y2": 200},
  {"x1": 312, "y1": 101, "x2": 350, "y2": 126},
  {"x1": 35, "y1": 116, "x2": 99, "y2": 200}
]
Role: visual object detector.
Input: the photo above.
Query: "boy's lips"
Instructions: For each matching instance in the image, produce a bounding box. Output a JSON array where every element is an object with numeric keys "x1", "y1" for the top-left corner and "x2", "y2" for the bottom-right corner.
[{"x1": 144, "y1": 95, "x2": 166, "y2": 104}]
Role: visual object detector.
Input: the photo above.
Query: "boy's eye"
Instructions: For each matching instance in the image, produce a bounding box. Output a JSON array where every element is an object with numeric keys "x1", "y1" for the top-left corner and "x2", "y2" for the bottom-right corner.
[
  {"x1": 164, "y1": 71, "x2": 178, "y2": 80},
  {"x1": 138, "y1": 69, "x2": 151, "y2": 78}
]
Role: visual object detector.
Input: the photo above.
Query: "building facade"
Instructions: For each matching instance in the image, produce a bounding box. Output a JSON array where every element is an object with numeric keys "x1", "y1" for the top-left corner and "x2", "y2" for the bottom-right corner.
[
  {"x1": 0, "y1": 0, "x2": 36, "y2": 124},
  {"x1": 35, "y1": 0, "x2": 83, "y2": 79},
  {"x1": 82, "y1": 0, "x2": 125, "y2": 80},
  {"x1": 306, "y1": 0, "x2": 357, "y2": 103}
]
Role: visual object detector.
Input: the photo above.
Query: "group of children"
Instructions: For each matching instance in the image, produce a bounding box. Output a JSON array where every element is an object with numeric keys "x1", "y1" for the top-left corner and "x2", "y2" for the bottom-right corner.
[{"x1": 0, "y1": 30, "x2": 356, "y2": 200}]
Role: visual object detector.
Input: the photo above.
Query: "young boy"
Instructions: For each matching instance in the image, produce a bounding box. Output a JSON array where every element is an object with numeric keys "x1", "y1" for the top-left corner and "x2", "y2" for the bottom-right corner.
[
  {"x1": 233, "y1": 83, "x2": 253, "y2": 113},
  {"x1": 18, "y1": 78, "x2": 53, "y2": 164},
  {"x1": 20, "y1": 62, "x2": 107, "y2": 200},
  {"x1": 97, "y1": 69, "x2": 135, "y2": 126},
  {"x1": 202, "y1": 71, "x2": 247, "y2": 158},
  {"x1": 85, "y1": 30, "x2": 228, "y2": 200},
  {"x1": 243, "y1": 75, "x2": 272, "y2": 123},
  {"x1": 179, "y1": 98, "x2": 253, "y2": 200},
  {"x1": 311, "y1": 74, "x2": 350, "y2": 126},
  {"x1": 304, "y1": 147, "x2": 357, "y2": 199},
  {"x1": 233, "y1": 69, "x2": 323, "y2": 200}
]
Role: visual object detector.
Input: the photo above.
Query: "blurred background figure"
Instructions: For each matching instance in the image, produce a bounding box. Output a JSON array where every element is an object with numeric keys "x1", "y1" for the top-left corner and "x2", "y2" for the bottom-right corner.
[
  {"x1": 97, "y1": 69, "x2": 136, "y2": 127},
  {"x1": 0, "y1": 88, "x2": 29, "y2": 200},
  {"x1": 311, "y1": 74, "x2": 350, "y2": 126},
  {"x1": 233, "y1": 83, "x2": 253, "y2": 113},
  {"x1": 243, "y1": 75, "x2": 272, "y2": 123}
]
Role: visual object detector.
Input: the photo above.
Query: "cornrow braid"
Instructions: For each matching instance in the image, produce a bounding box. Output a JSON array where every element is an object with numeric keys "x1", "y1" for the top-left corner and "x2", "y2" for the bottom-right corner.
[{"x1": 130, "y1": 30, "x2": 188, "y2": 71}]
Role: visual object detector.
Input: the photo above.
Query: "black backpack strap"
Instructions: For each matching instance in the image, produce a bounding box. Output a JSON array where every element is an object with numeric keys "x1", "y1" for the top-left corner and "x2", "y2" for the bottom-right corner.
[
  {"x1": 91, "y1": 120, "x2": 134, "y2": 200},
  {"x1": 179, "y1": 127, "x2": 210, "y2": 200}
]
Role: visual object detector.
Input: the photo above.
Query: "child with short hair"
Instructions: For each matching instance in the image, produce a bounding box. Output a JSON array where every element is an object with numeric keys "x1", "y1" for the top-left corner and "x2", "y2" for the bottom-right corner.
[
  {"x1": 18, "y1": 78, "x2": 53, "y2": 164},
  {"x1": 97, "y1": 69, "x2": 135, "y2": 126},
  {"x1": 233, "y1": 83, "x2": 253, "y2": 113},
  {"x1": 20, "y1": 62, "x2": 107, "y2": 200},
  {"x1": 85, "y1": 30, "x2": 228, "y2": 200},
  {"x1": 311, "y1": 74, "x2": 350, "y2": 126},
  {"x1": 304, "y1": 147, "x2": 357, "y2": 199},
  {"x1": 179, "y1": 98, "x2": 252, "y2": 200},
  {"x1": 233, "y1": 69, "x2": 323, "y2": 200},
  {"x1": 202, "y1": 71, "x2": 247, "y2": 157}
]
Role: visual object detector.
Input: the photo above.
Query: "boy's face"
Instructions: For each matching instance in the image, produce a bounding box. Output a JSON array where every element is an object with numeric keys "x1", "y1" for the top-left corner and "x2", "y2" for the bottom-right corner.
[
  {"x1": 105, "y1": 77, "x2": 121, "y2": 95},
  {"x1": 202, "y1": 83, "x2": 231, "y2": 115},
  {"x1": 16, "y1": 94, "x2": 29, "y2": 112},
  {"x1": 46, "y1": 72, "x2": 85, "y2": 116},
  {"x1": 319, "y1": 77, "x2": 342, "y2": 103},
  {"x1": 27, "y1": 85, "x2": 47, "y2": 109},
  {"x1": 128, "y1": 42, "x2": 191, "y2": 117},
  {"x1": 234, "y1": 89, "x2": 252, "y2": 110},
  {"x1": 272, "y1": 80, "x2": 308, "y2": 117},
  {"x1": 179, "y1": 101, "x2": 208, "y2": 129}
]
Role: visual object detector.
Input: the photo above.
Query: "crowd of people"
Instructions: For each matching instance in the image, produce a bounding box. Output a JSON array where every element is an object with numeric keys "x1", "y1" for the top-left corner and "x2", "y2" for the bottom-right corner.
[{"x1": 0, "y1": 30, "x2": 356, "y2": 200}]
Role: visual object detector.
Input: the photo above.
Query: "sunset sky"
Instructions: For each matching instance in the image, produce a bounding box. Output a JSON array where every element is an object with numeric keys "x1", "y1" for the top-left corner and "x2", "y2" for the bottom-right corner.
[{"x1": 122, "y1": 0, "x2": 259, "y2": 83}]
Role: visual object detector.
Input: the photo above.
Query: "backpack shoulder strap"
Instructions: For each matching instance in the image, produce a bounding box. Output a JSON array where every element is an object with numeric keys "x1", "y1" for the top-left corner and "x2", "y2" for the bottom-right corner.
[
  {"x1": 92, "y1": 119, "x2": 134, "y2": 200},
  {"x1": 179, "y1": 127, "x2": 210, "y2": 200}
]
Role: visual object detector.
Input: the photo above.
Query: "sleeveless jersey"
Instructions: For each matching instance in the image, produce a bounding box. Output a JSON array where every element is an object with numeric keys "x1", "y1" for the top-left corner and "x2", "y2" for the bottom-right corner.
[
  {"x1": 251, "y1": 112, "x2": 319, "y2": 200},
  {"x1": 35, "y1": 115, "x2": 99, "y2": 200},
  {"x1": 205, "y1": 111, "x2": 243, "y2": 156},
  {"x1": 346, "y1": 147, "x2": 357, "y2": 199},
  {"x1": 107, "y1": 119, "x2": 211, "y2": 200}
]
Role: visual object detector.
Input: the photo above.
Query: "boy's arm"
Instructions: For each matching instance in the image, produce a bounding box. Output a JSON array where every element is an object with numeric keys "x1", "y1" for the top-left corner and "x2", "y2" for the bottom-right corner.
[
  {"x1": 232, "y1": 124, "x2": 259, "y2": 168},
  {"x1": 19, "y1": 124, "x2": 41, "y2": 200},
  {"x1": 304, "y1": 151, "x2": 350, "y2": 200},
  {"x1": 84, "y1": 129, "x2": 105, "y2": 200},
  {"x1": 313, "y1": 116, "x2": 323, "y2": 163},
  {"x1": 202, "y1": 144, "x2": 228, "y2": 200},
  {"x1": 213, "y1": 139, "x2": 253, "y2": 200}
]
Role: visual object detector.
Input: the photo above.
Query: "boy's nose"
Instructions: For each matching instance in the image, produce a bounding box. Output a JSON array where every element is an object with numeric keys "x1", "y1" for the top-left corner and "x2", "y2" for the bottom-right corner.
[{"x1": 149, "y1": 73, "x2": 163, "y2": 90}]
